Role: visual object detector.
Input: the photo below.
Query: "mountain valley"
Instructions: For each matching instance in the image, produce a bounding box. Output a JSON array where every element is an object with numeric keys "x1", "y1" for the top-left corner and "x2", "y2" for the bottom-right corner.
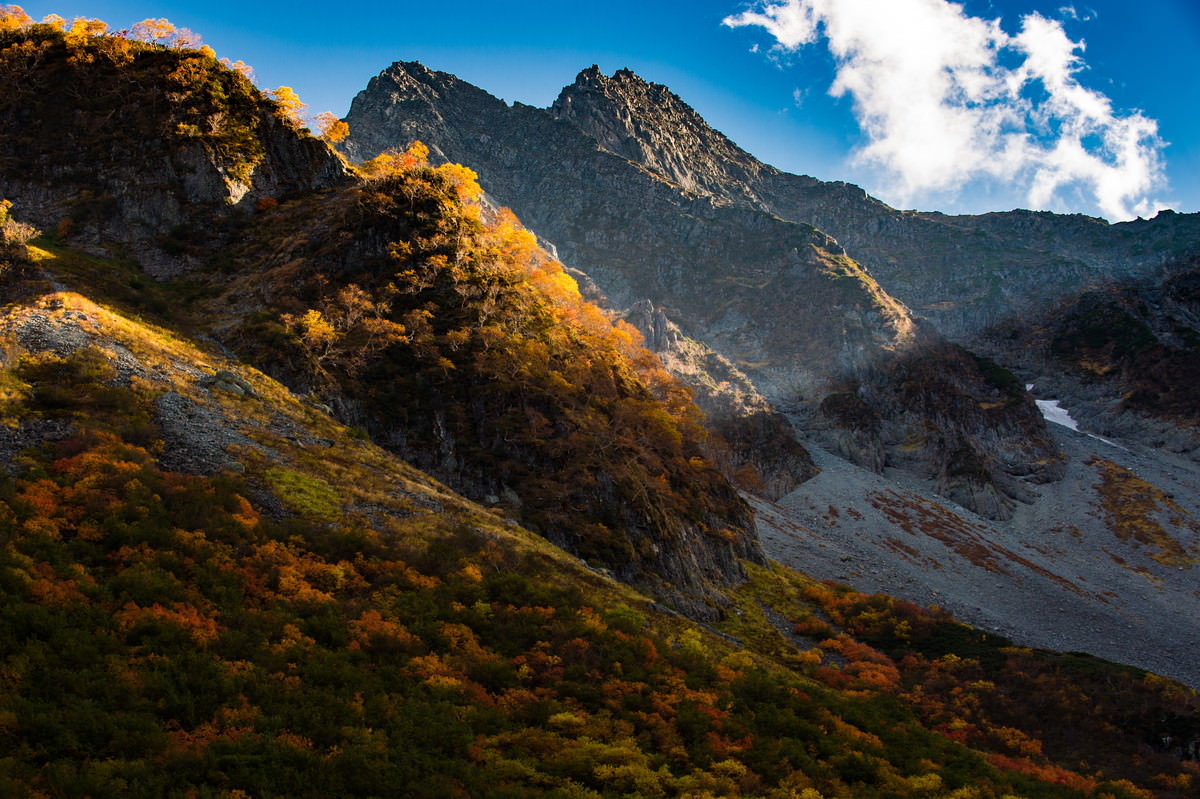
[
  {"x1": 1, "y1": 14, "x2": 1199, "y2": 797},
  {"x1": 342, "y1": 60, "x2": 1200, "y2": 689}
]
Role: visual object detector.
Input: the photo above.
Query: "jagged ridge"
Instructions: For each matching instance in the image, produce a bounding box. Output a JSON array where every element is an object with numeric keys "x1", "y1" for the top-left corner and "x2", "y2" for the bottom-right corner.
[
  {"x1": 0, "y1": 23, "x2": 1197, "y2": 798},
  {"x1": 343, "y1": 61, "x2": 1064, "y2": 519},
  {"x1": 549, "y1": 67, "x2": 1200, "y2": 345}
]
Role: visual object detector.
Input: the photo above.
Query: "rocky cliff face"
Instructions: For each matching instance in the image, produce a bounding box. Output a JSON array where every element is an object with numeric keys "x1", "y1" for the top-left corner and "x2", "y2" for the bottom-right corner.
[
  {"x1": 979, "y1": 254, "x2": 1200, "y2": 453},
  {"x1": 546, "y1": 68, "x2": 1200, "y2": 344},
  {"x1": 344, "y1": 62, "x2": 1063, "y2": 519},
  {"x1": 549, "y1": 66, "x2": 789, "y2": 205},
  {"x1": 0, "y1": 27, "x2": 348, "y2": 277},
  {"x1": 625, "y1": 299, "x2": 818, "y2": 500}
]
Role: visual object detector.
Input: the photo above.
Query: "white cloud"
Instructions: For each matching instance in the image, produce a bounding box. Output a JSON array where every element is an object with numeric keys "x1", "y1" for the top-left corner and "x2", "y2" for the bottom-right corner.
[{"x1": 724, "y1": 0, "x2": 1165, "y2": 220}]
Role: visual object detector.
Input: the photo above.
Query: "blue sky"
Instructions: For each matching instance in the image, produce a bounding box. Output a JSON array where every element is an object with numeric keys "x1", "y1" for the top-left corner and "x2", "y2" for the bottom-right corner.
[{"x1": 16, "y1": 0, "x2": 1200, "y2": 220}]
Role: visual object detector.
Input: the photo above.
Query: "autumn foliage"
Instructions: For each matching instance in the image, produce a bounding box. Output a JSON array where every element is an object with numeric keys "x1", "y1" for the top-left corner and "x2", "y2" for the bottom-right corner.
[
  {"x1": 782, "y1": 579, "x2": 1200, "y2": 798},
  {"x1": 238, "y1": 140, "x2": 757, "y2": 599},
  {"x1": 1, "y1": 16, "x2": 1198, "y2": 799},
  {"x1": 3, "y1": 348, "x2": 1191, "y2": 797}
]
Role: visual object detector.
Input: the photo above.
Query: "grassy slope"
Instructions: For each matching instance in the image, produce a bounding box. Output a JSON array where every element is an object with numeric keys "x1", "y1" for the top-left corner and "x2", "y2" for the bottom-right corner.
[{"x1": 0, "y1": 245, "x2": 1195, "y2": 798}]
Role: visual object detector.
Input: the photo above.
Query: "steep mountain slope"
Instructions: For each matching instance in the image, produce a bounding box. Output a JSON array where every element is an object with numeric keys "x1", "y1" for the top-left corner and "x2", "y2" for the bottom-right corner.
[
  {"x1": 980, "y1": 256, "x2": 1200, "y2": 445},
  {"x1": 0, "y1": 24, "x2": 764, "y2": 619},
  {"x1": 0, "y1": 23, "x2": 346, "y2": 277},
  {"x1": 625, "y1": 299, "x2": 818, "y2": 501},
  {"x1": 754, "y1": 423, "x2": 1200, "y2": 689},
  {"x1": 543, "y1": 67, "x2": 1200, "y2": 689},
  {"x1": 344, "y1": 61, "x2": 1064, "y2": 521},
  {"x1": 1, "y1": 21, "x2": 1199, "y2": 797},
  {"x1": 547, "y1": 67, "x2": 1200, "y2": 344},
  {"x1": 2, "y1": 253, "x2": 1195, "y2": 798},
  {"x1": 342, "y1": 61, "x2": 1200, "y2": 692}
]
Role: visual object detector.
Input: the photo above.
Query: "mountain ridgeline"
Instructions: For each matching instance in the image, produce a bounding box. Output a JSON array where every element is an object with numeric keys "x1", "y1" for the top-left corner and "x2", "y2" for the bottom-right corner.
[
  {"x1": 3, "y1": 20, "x2": 1200, "y2": 798},
  {"x1": 344, "y1": 61, "x2": 1068, "y2": 520}
]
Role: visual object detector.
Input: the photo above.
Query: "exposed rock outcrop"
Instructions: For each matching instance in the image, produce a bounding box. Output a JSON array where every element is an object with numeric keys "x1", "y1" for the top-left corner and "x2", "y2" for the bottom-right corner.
[
  {"x1": 981, "y1": 255, "x2": 1200, "y2": 454},
  {"x1": 0, "y1": 28, "x2": 348, "y2": 277},
  {"x1": 625, "y1": 299, "x2": 818, "y2": 500},
  {"x1": 0, "y1": 34, "x2": 764, "y2": 620},
  {"x1": 547, "y1": 68, "x2": 1200, "y2": 343},
  {"x1": 343, "y1": 61, "x2": 1063, "y2": 518}
]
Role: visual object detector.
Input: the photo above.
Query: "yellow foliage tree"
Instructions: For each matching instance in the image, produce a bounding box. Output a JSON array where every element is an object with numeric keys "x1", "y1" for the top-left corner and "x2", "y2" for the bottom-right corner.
[
  {"x1": 281, "y1": 309, "x2": 338, "y2": 366},
  {"x1": 65, "y1": 17, "x2": 108, "y2": 41},
  {"x1": 313, "y1": 111, "x2": 349, "y2": 144},
  {"x1": 0, "y1": 5, "x2": 33, "y2": 31},
  {"x1": 220, "y1": 57, "x2": 254, "y2": 80},
  {"x1": 268, "y1": 86, "x2": 307, "y2": 128},
  {"x1": 435, "y1": 162, "x2": 482, "y2": 204},
  {"x1": 281, "y1": 285, "x2": 408, "y2": 378},
  {"x1": 358, "y1": 140, "x2": 430, "y2": 181}
]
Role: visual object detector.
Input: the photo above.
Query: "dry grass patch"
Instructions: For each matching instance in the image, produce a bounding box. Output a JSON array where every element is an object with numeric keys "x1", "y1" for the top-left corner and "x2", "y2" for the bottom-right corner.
[{"x1": 1090, "y1": 456, "x2": 1200, "y2": 567}]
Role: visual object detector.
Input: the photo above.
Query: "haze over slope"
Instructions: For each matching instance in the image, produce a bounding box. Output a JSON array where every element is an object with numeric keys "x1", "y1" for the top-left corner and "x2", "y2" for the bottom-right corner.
[{"x1": 343, "y1": 60, "x2": 1200, "y2": 688}]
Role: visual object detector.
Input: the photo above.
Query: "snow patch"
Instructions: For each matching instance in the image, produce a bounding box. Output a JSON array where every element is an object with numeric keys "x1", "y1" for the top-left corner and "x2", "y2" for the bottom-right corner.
[
  {"x1": 1036, "y1": 398, "x2": 1080, "y2": 431},
  {"x1": 1028, "y1": 384, "x2": 1127, "y2": 451}
]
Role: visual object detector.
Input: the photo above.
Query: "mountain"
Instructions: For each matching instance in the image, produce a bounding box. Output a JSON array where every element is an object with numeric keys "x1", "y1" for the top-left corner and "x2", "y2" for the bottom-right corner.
[
  {"x1": 4, "y1": 259, "x2": 1198, "y2": 797},
  {"x1": 346, "y1": 63, "x2": 1200, "y2": 456},
  {"x1": 0, "y1": 25, "x2": 764, "y2": 621},
  {"x1": 548, "y1": 67, "x2": 1200, "y2": 346},
  {"x1": 544, "y1": 68, "x2": 1200, "y2": 457},
  {"x1": 2, "y1": 21, "x2": 1200, "y2": 797},
  {"x1": 343, "y1": 62, "x2": 1200, "y2": 688},
  {"x1": 344, "y1": 61, "x2": 1065, "y2": 523},
  {"x1": 979, "y1": 255, "x2": 1200, "y2": 445}
]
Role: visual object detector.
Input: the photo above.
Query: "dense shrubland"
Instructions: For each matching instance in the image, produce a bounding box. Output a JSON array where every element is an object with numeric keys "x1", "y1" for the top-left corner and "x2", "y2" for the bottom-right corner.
[
  {"x1": 229, "y1": 141, "x2": 759, "y2": 607},
  {"x1": 1, "y1": 346, "x2": 1193, "y2": 797}
]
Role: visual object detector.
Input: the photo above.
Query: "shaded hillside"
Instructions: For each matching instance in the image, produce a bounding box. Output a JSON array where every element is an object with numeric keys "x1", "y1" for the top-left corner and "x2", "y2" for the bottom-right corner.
[
  {"x1": 0, "y1": 23, "x2": 760, "y2": 617},
  {"x1": 753, "y1": 423, "x2": 1200, "y2": 690},
  {"x1": 0, "y1": 21, "x2": 346, "y2": 278},
  {"x1": 975, "y1": 254, "x2": 1200, "y2": 449},
  {"x1": 343, "y1": 61, "x2": 1064, "y2": 520},
  {"x1": 218, "y1": 149, "x2": 761, "y2": 615},
  {"x1": 1048, "y1": 260, "x2": 1200, "y2": 423},
  {"x1": 625, "y1": 299, "x2": 818, "y2": 501},
  {"x1": 0, "y1": 19, "x2": 1197, "y2": 798}
]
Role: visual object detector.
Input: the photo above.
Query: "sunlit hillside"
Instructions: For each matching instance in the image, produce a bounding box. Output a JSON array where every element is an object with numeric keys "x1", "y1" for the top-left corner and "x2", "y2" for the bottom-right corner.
[{"x1": 0, "y1": 11, "x2": 1198, "y2": 798}]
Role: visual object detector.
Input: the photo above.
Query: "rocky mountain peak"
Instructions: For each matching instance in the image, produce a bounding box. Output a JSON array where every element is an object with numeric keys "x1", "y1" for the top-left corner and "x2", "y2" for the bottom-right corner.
[
  {"x1": 344, "y1": 61, "x2": 1066, "y2": 520},
  {"x1": 550, "y1": 66, "x2": 774, "y2": 200},
  {"x1": 374, "y1": 60, "x2": 474, "y2": 103},
  {"x1": 342, "y1": 58, "x2": 517, "y2": 167}
]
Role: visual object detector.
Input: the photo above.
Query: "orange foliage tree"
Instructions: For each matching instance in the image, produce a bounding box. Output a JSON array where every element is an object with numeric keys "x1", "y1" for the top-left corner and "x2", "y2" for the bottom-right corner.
[{"x1": 0, "y1": 4, "x2": 33, "y2": 31}]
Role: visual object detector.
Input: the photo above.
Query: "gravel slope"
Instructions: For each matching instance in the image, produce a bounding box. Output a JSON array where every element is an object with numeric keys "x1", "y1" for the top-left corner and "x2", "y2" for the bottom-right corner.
[{"x1": 756, "y1": 417, "x2": 1200, "y2": 688}]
